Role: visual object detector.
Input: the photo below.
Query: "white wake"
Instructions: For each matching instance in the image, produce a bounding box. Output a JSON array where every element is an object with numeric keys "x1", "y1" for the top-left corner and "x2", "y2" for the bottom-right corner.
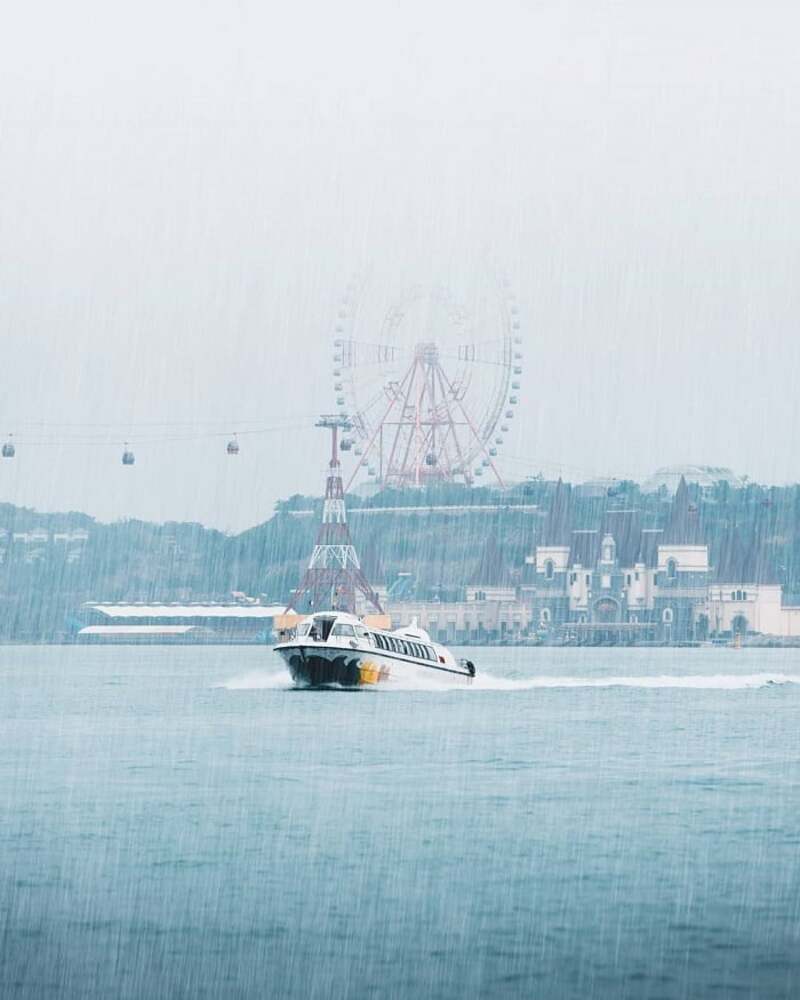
[
  {"x1": 469, "y1": 672, "x2": 800, "y2": 691},
  {"x1": 215, "y1": 670, "x2": 799, "y2": 692}
]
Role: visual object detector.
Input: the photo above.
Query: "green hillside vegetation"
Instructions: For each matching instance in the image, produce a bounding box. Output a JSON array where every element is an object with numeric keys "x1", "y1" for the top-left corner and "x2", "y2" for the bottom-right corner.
[{"x1": 1, "y1": 478, "x2": 799, "y2": 640}]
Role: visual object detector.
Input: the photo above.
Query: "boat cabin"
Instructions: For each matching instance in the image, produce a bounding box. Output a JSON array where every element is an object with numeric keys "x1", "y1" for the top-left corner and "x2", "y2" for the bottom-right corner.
[{"x1": 294, "y1": 613, "x2": 444, "y2": 664}]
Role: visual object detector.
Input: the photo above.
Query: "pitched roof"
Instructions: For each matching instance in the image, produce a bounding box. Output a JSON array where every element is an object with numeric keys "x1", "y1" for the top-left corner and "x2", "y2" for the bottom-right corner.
[
  {"x1": 471, "y1": 532, "x2": 510, "y2": 585},
  {"x1": 601, "y1": 509, "x2": 642, "y2": 567},
  {"x1": 636, "y1": 529, "x2": 663, "y2": 567},
  {"x1": 663, "y1": 476, "x2": 704, "y2": 544},
  {"x1": 540, "y1": 478, "x2": 572, "y2": 546},
  {"x1": 569, "y1": 530, "x2": 599, "y2": 567},
  {"x1": 715, "y1": 517, "x2": 780, "y2": 585}
]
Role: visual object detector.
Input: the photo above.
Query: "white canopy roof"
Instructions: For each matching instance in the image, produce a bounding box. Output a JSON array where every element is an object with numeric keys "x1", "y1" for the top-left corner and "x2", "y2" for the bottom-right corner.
[{"x1": 87, "y1": 604, "x2": 285, "y2": 620}]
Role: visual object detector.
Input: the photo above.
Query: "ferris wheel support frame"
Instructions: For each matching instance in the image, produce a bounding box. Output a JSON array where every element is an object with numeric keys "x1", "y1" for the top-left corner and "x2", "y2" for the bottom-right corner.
[
  {"x1": 335, "y1": 281, "x2": 521, "y2": 491},
  {"x1": 437, "y1": 363, "x2": 505, "y2": 487},
  {"x1": 343, "y1": 343, "x2": 505, "y2": 492}
]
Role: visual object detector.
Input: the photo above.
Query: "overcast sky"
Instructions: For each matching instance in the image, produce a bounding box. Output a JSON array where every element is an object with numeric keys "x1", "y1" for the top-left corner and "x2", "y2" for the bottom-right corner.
[{"x1": 1, "y1": 0, "x2": 798, "y2": 530}]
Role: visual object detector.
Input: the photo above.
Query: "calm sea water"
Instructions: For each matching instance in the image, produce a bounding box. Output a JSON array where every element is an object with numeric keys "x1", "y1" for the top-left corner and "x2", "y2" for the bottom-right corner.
[{"x1": 1, "y1": 645, "x2": 799, "y2": 999}]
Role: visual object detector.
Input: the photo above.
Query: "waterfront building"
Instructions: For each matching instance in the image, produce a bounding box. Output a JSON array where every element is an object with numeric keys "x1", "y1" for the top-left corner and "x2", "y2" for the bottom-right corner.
[
  {"x1": 387, "y1": 598, "x2": 530, "y2": 645},
  {"x1": 521, "y1": 478, "x2": 710, "y2": 643},
  {"x1": 520, "y1": 476, "x2": 800, "y2": 643},
  {"x1": 75, "y1": 600, "x2": 286, "y2": 643}
]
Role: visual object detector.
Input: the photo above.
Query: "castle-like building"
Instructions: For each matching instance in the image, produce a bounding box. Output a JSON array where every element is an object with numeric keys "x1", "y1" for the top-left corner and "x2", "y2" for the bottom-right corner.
[{"x1": 519, "y1": 478, "x2": 800, "y2": 643}]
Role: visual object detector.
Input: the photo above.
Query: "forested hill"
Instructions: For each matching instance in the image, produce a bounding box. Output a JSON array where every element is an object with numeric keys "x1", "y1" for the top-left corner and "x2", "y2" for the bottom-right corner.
[{"x1": 2, "y1": 478, "x2": 800, "y2": 639}]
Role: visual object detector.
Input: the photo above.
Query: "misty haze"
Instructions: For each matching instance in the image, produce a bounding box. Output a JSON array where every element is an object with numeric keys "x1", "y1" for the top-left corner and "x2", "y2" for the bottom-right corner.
[{"x1": 1, "y1": 2, "x2": 799, "y2": 999}]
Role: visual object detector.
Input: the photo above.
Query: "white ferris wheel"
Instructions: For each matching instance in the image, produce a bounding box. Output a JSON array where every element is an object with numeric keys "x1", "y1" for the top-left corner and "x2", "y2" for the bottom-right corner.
[{"x1": 330, "y1": 282, "x2": 523, "y2": 489}]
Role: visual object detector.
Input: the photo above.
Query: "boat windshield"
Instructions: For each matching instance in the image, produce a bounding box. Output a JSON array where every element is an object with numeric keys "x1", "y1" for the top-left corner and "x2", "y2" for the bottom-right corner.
[
  {"x1": 309, "y1": 616, "x2": 336, "y2": 640},
  {"x1": 330, "y1": 623, "x2": 356, "y2": 637},
  {"x1": 297, "y1": 622, "x2": 311, "y2": 637}
]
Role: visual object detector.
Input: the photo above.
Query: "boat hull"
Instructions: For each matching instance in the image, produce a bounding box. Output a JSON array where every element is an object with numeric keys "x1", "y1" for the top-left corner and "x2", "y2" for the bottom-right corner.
[{"x1": 275, "y1": 644, "x2": 472, "y2": 688}]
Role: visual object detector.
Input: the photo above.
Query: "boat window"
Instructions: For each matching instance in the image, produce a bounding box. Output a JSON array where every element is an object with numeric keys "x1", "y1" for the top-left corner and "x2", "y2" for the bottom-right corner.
[
  {"x1": 313, "y1": 616, "x2": 336, "y2": 640},
  {"x1": 424, "y1": 645, "x2": 434, "y2": 660},
  {"x1": 297, "y1": 623, "x2": 311, "y2": 637},
  {"x1": 331, "y1": 623, "x2": 356, "y2": 637},
  {"x1": 376, "y1": 634, "x2": 386, "y2": 650}
]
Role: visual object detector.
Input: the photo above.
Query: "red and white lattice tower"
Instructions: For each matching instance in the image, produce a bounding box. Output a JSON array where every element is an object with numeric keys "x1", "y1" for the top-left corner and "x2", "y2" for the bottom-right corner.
[{"x1": 287, "y1": 416, "x2": 383, "y2": 615}]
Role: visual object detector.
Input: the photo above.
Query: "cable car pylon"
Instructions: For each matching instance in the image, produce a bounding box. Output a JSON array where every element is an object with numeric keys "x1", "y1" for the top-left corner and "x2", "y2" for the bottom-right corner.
[{"x1": 286, "y1": 415, "x2": 382, "y2": 615}]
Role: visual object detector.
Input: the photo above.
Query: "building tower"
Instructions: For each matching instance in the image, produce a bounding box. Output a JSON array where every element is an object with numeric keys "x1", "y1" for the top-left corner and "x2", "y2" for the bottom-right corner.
[{"x1": 287, "y1": 416, "x2": 383, "y2": 615}]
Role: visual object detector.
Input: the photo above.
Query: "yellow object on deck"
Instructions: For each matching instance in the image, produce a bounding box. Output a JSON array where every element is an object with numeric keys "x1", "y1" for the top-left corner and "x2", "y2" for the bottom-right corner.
[{"x1": 359, "y1": 661, "x2": 380, "y2": 684}]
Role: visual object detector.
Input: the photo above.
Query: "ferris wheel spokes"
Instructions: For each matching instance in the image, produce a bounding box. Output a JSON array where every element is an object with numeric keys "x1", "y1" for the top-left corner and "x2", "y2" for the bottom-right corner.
[{"x1": 334, "y1": 283, "x2": 521, "y2": 490}]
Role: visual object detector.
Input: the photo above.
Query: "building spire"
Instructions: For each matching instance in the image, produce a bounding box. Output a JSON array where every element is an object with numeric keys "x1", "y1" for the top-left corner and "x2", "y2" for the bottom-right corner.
[
  {"x1": 663, "y1": 475, "x2": 703, "y2": 544},
  {"x1": 542, "y1": 478, "x2": 572, "y2": 545}
]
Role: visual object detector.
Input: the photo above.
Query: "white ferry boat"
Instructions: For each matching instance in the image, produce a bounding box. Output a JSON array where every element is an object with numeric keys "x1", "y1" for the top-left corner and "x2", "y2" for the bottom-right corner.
[{"x1": 274, "y1": 612, "x2": 476, "y2": 688}]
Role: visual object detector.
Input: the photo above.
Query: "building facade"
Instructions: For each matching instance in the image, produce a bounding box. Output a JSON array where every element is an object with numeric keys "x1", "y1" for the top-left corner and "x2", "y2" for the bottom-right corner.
[
  {"x1": 521, "y1": 478, "x2": 712, "y2": 643},
  {"x1": 518, "y1": 477, "x2": 800, "y2": 643}
]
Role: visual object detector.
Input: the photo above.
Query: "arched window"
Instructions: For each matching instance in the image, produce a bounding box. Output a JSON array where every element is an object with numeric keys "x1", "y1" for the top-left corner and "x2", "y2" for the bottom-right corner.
[
  {"x1": 667, "y1": 559, "x2": 677, "y2": 580},
  {"x1": 540, "y1": 607, "x2": 551, "y2": 625},
  {"x1": 732, "y1": 614, "x2": 748, "y2": 636},
  {"x1": 601, "y1": 534, "x2": 616, "y2": 564},
  {"x1": 544, "y1": 560, "x2": 554, "y2": 581},
  {"x1": 662, "y1": 607, "x2": 674, "y2": 624}
]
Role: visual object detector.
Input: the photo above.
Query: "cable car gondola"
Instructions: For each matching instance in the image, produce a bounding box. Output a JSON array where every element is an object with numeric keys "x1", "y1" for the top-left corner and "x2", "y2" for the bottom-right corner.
[
  {"x1": 227, "y1": 434, "x2": 240, "y2": 455},
  {"x1": 340, "y1": 438, "x2": 353, "y2": 452},
  {"x1": 2, "y1": 435, "x2": 15, "y2": 459},
  {"x1": 425, "y1": 453, "x2": 437, "y2": 466},
  {"x1": 121, "y1": 444, "x2": 135, "y2": 466}
]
